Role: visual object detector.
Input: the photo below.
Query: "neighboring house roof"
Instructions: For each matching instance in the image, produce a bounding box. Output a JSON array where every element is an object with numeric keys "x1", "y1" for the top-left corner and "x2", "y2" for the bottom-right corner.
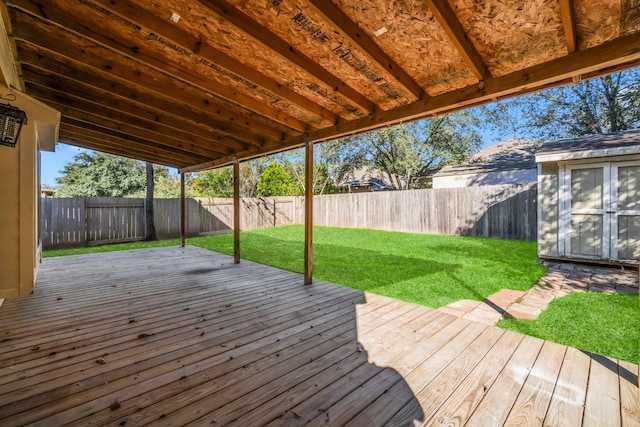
[
  {"x1": 434, "y1": 138, "x2": 542, "y2": 177},
  {"x1": 535, "y1": 128, "x2": 640, "y2": 162},
  {"x1": 338, "y1": 167, "x2": 395, "y2": 191},
  {"x1": 338, "y1": 167, "x2": 393, "y2": 187},
  {"x1": 415, "y1": 165, "x2": 443, "y2": 178}
]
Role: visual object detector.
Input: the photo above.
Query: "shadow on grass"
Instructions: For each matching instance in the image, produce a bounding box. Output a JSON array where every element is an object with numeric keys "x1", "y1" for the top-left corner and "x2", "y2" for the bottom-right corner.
[{"x1": 193, "y1": 232, "x2": 545, "y2": 308}]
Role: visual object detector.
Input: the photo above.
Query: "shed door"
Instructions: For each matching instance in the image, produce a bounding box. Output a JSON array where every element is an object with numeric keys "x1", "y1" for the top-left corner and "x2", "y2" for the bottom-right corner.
[
  {"x1": 612, "y1": 163, "x2": 640, "y2": 262},
  {"x1": 564, "y1": 162, "x2": 639, "y2": 262}
]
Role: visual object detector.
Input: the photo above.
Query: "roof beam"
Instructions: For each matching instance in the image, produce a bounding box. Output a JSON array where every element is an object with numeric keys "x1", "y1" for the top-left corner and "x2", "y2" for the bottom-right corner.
[
  {"x1": 30, "y1": 88, "x2": 234, "y2": 156},
  {"x1": 9, "y1": 2, "x2": 310, "y2": 133},
  {"x1": 422, "y1": 0, "x2": 489, "y2": 80},
  {"x1": 62, "y1": 117, "x2": 212, "y2": 163},
  {"x1": 196, "y1": 0, "x2": 376, "y2": 113},
  {"x1": 54, "y1": 105, "x2": 228, "y2": 158},
  {"x1": 60, "y1": 124, "x2": 208, "y2": 166},
  {"x1": 26, "y1": 81, "x2": 248, "y2": 154},
  {"x1": 559, "y1": 0, "x2": 577, "y2": 54},
  {"x1": 306, "y1": 0, "x2": 424, "y2": 101},
  {"x1": 89, "y1": 0, "x2": 339, "y2": 126},
  {"x1": 0, "y1": 2, "x2": 21, "y2": 89},
  {"x1": 17, "y1": 42, "x2": 279, "y2": 146},
  {"x1": 60, "y1": 133, "x2": 193, "y2": 168},
  {"x1": 181, "y1": 32, "x2": 640, "y2": 172}
]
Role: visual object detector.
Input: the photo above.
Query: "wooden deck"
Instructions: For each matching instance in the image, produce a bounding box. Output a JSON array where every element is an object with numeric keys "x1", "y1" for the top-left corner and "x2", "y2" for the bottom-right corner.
[{"x1": 0, "y1": 246, "x2": 637, "y2": 426}]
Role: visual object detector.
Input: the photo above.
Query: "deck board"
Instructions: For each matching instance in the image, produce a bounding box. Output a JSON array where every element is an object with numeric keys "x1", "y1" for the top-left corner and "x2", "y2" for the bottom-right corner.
[{"x1": 0, "y1": 246, "x2": 636, "y2": 426}]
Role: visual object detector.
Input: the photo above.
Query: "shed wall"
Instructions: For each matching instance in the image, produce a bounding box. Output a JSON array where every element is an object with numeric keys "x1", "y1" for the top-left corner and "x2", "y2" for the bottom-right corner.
[{"x1": 537, "y1": 163, "x2": 559, "y2": 257}]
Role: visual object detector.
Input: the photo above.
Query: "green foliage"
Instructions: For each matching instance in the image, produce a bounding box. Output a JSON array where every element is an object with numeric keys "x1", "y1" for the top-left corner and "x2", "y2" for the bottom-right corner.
[
  {"x1": 43, "y1": 239, "x2": 180, "y2": 257},
  {"x1": 257, "y1": 162, "x2": 294, "y2": 197},
  {"x1": 154, "y1": 174, "x2": 193, "y2": 198},
  {"x1": 55, "y1": 151, "x2": 183, "y2": 198},
  {"x1": 486, "y1": 69, "x2": 640, "y2": 140},
  {"x1": 56, "y1": 152, "x2": 147, "y2": 197},
  {"x1": 324, "y1": 114, "x2": 482, "y2": 189},
  {"x1": 191, "y1": 167, "x2": 234, "y2": 198},
  {"x1": 188, "y1": 225, "x2": 545, "y2": 308},
  {"x1": 498, "y1": 292, "x2": 639, "y2": 364},
  {"x1": 284, "y1": 159, "x2": 339, "y2": 195},
  {"x1": 190, "y1": 159, "x2": 267, "y2": 198}
]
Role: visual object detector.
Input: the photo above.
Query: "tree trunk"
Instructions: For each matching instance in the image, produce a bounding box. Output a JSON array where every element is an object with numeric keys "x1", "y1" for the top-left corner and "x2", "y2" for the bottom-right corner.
[{"x1": 145, "y1": 162, "x2": 157, "y2": 241}]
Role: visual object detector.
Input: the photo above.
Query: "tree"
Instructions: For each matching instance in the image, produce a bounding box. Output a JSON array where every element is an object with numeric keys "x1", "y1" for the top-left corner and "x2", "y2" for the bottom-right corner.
[
  {"x1": 486, "y1": 69, "x2": 640, "y2": 140},
  {"x1": 55, "y1": 152, "x2": 146, "y2": 197},
  {"x1": 190, "y1": 159, "x2": 267, "y2": 198},
  {"x1": 282, "y1": 156, "x2": 339, "y2": 196},
  {"x1": 191, "y1": 167, "x2": 234, "y2": 198},
  {"x1": 257, "y1": 162, "x2": 294, "y2": 197},
  {"x1": 323, "y1": 112, "x2": 482, "y2": 189},
  {"x1": 145, "y1": 162, "x2": 157, "y2": 241},
  {"x1": 56, "y1": 151, "x2": 185, "y2": 199}
]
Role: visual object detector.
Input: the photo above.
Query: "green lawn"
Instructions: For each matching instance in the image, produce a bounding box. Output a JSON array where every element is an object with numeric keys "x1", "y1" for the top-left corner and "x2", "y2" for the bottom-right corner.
[
  {"x1": 43, "y1": 238, "x2": 181, "y2": 257},
  {"x1": 498, "y1": 292, "x2": 639, "y2": 364},
  {"x1": 43, "y1": 225, "x2": 639, "y2": 363},
  {"x1": 188, "y1": 225, "x2": 545, "y2": 308},
  {"x1": 44, "y1": 225, "x2": 545, "y2": 308}
]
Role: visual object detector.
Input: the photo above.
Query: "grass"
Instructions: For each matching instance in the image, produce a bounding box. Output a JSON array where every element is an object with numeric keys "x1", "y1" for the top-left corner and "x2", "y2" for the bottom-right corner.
[
  {"x1": 43, "y1": 238, "x2": 181, "y2": 257},
  {"x1": 45, "y1": 224, "x2": 545, "y2": 308},
  {"x1": 190, "y1": 225, "x2": 545, "y2": 308},
  {"x1": 43, "y1": 225, "x2": 639, "y2": 363},
  {"x1": 498, "y1": 292, "x2": 640, "y2": 364}
]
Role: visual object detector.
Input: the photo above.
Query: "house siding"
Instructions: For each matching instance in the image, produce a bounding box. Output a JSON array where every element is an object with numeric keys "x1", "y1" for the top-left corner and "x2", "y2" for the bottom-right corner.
[
  {"x1": 0, "y1": 89, "x2": 59, "y2": 298},
  {"x1": 432, "y1": 169, "x2": 537, "y2": 188}
]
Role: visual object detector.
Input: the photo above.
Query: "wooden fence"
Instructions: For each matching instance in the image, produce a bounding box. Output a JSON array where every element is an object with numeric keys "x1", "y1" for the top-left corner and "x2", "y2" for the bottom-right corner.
[{"x1": 41, "y1": 184, "x2": 536, "y2": 249}]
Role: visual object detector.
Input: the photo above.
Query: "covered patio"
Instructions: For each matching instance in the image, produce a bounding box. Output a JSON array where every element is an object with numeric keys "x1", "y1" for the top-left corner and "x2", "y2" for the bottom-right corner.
[{"x1": 0, "y1": 247, "x2": 637, "y2": 425}]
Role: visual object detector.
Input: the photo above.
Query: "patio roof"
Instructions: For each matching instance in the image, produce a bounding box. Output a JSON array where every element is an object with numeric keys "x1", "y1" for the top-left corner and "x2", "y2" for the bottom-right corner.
[{"x1": 1, "y1": 0, "x2": 639, "y2": 170}]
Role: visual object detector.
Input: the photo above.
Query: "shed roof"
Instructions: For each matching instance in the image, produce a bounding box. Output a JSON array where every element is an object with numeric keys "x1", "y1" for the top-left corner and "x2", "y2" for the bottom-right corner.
[
  {"x1": 2, "y1": 0, "x2": 639, "y2": 171},
  {"x1": 435, "y1": 138, "x2": 542, "y2": 177},
  {"x1": 535, "y1": 128, "x2": 640, "y2": 162}
]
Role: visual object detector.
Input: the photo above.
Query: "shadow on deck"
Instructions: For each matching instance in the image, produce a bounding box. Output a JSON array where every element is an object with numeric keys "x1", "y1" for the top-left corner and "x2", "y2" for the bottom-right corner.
[{"x1": 0, "y1": 246, "x2": 637, "y2": 426}]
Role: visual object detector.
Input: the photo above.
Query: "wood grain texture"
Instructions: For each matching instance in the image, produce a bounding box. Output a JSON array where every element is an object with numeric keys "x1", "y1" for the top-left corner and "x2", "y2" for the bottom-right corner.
[{"x1": 0, "y1": 246, "x2": 636, "y2": 426}]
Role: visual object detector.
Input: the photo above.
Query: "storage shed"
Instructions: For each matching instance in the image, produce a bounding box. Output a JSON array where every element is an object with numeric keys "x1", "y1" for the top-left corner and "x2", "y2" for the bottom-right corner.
[{"x1": 536, "y1": 129, "x2": 640, "y2": 265}]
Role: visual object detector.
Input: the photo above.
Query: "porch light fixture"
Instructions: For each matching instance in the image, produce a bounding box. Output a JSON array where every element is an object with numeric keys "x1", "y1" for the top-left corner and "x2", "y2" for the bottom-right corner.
[{"x1": 0, "y1": 100, "x2": 27, "y2": 148}]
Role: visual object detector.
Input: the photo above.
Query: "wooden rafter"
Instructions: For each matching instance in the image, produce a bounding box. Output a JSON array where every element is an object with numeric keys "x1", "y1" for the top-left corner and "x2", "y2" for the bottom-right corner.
[
  {"x1": 62, "y1": 118, "x2": 211, "y2": 163},
  {"x1": 53, "y1": 106, "x2": 228, "y2": 158},
  {"x1": 422, "y1": 0, "x2": 489, "y2": 80},
  {"x1": 90, "y1": 0, "x2": 340, "y2": 126},
  {"x1": 22, "y1": 65, "x2": 268, "y2": 149},
  {"x1": 181, "y1": 31, "x2": 640, "y2": 173},
  {"x1": 306, "y1": 0, "x2": 424, "y2": 101},
  {"x1": 0, "y1": 2, "x2": 21, "y2": 89},
  {"x1": 30, "y1": 89, "x2": 235, "y2": 155},
  {"x1": 1, "y1": 0, "x2": 637, "y2": 171},
  {"x1": 196, "y1": 0, "x2": 376, "y2": 113},
  {"x1": 559, "y1": 0, "x2": 577, "y2": 54},
  {"x1": 60, "y1": 128, "x2": 200, "y2": 167},
  {"x1": 25, "y1": 82, "x2": 245, "y2": 154},
  {"x1": 10, "y1": 1, "x2": 310, "y2": 133},
  {"x1": 11, "y1": 26, "x2": 290, "y2": 146}
]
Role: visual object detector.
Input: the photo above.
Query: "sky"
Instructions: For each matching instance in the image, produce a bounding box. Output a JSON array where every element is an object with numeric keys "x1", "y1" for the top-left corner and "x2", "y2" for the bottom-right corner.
[
  {"x1": 40, "y1": 125, "x2": 513, "y2": 188},
  {"x1": 41, "y1": 143, "x2": 85, "y2": 187}
]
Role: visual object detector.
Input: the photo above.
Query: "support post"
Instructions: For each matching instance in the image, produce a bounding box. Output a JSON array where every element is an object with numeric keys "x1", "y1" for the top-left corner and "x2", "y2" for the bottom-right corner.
[
  {"x1": 233, "y1": 159, "x2": 240, "y2": 264},
  {"x1": 180, "y1": 172, "x2": 185, "y2": 248},
  {"x1": 304, "y1": 138, "x2": 313, "y2": 285}
]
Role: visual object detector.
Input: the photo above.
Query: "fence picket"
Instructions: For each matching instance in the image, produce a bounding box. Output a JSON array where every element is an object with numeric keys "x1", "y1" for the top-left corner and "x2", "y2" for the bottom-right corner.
[{"x1": 41, "y1": 185, "x2": 537, "y2": 250}]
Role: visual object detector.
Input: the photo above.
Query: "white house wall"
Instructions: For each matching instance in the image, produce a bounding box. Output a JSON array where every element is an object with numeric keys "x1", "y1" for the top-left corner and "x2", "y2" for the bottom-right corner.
[
  {"x1": 0, "y1": 87, "x2": 59, "y2": 297},
  {"x1": 432, "y1": 169, "x2": 537, "y2": 188}
]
